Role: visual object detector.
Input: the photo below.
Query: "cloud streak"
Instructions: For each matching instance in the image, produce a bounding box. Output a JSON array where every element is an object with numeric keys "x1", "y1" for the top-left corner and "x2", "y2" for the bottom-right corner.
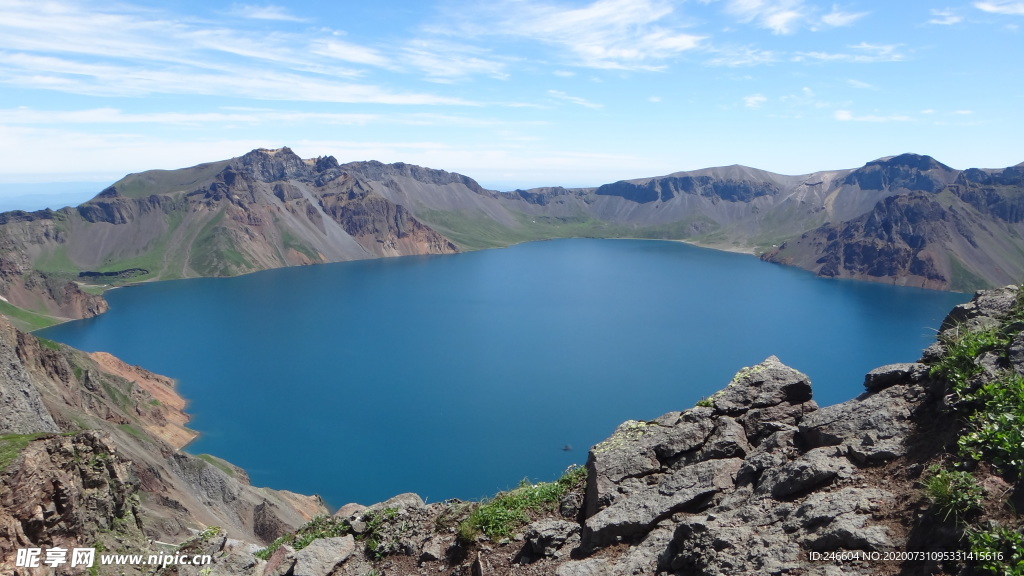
[
  {"x1": 929, "y1": 8, "x2": 964, "y2": 25},
  {"x1": 225, "y1": 4, "x2": 308, "y2": 22},
  {"x1": 834, "y1": 110, "x2": 912, "y2": 122},
  {"x1": 974, "y1": 1, "x2": 1024, "y2": 15},
  {"x1": 446, "y1": 0, "x2": 704, "y2": 70},
  {"x1": 548, "y1": 90, "x2": 603, "y2": 109},
  {"x1": 721, "y1": 0, "x2": 868, "y2": 34},
  {"x1": 0, "y1": 0, "x2": 483, "y2": 104},
  {"x1": 793, "y1": 43, "x2": 906, "y2": 63}
]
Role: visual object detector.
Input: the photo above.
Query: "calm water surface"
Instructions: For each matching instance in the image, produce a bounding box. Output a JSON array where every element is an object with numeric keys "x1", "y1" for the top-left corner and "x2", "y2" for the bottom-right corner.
[{"x1": 39, "y1": 239, "x2": 969, "y2": 506}]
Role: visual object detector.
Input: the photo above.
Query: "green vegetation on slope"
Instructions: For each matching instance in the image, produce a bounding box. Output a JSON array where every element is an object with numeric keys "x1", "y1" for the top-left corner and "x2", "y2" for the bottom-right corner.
[
  {"x1": 189, "y1": 210, "x2": 254, "y2": 276},
  {"x1": 949, "y1": 255, "x2": 992, "y2": 293},
  {"x1": 0, "y1": 300, "x2": 60, "y2": 331},
  {"x1": 925, "y1": 288, "x2": 1024, "y2": 574},
  {"x1": 196, "y1": 454, "x2": 235, "y2": 477},
  {"x1": 110, "y1": 161, "x2": 230, "y2": 199},
  {"x1": 418, "y1": 208, "x2": 728, "y2": 252},
  {"x1": 457, "y1": 465, "x2": 587, "y2": 542},
  {"x1": 0, "y1": 433, "x2": 47, "y2": 471}
]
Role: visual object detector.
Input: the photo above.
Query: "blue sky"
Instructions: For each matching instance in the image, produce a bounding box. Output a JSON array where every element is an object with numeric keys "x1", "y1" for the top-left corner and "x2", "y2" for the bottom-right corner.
[{"x1": 1, "y1": 0, "x2": 1022, "y2": 192}]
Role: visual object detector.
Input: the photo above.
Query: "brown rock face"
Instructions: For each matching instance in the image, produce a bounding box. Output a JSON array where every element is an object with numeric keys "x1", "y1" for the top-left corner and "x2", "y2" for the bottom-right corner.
[
  {"x1": 0, "y1": 432, "x2": 145, "y2": 574},
  {"x1": 762, "y1": 191, "x2": 1024, "y2": 291}
]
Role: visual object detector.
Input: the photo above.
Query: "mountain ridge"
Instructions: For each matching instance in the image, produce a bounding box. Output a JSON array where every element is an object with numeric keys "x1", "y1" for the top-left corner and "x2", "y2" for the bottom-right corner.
[{"x1": 1, "y1": 148, "x2": 1022, "y2": 330}]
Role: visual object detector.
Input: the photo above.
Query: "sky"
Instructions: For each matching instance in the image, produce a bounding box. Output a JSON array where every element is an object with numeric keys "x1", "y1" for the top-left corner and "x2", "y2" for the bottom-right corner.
[{"x1": 1, "y1": 0, "x2": 1023, "y2": 194}]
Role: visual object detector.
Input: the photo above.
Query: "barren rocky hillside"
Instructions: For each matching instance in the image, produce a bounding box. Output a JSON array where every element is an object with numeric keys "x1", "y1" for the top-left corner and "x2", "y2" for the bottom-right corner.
[{"x1": 0, "y1": 315, "x2": 327, "y2": 576}]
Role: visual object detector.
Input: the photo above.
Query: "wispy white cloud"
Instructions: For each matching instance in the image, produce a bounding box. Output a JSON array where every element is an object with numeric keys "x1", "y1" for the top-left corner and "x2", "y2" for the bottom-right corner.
[
  {"x1": 974, "y1": 1, "x2": 1024, "y2": 15},
  {"x1": 720, "y1": 0, "x2": 867, "y2": 34},
  {"x1": 793, "y1": 42, "x2": 906, "y2": 63},
  {"x1": 779, "y1": 86, "x2": 834, "y2": 110},
  {"x1": 446, "y1": 0, "x2": 704, "y2": 70},
  {"x1": 820, "y1": 5, "x2": 869, "y2": 27},
  {"x1": 225, "y1": 4, "x2": 308, "y2": 22},
  {"x1": 401, "y1": 40, "x2": 509, "y2": 82},
  {"x1": 0, "y1": 0, "x2": 480, "y2": 104},
  {"x1": 847, "y1": 79, "x2": 876, "y2": 90},
  {"x1": 704, "y1": 45, "x2": 780, "y2": 66},
  {"x1": 0, "y1": 107, "x2": 381, "y2": 126},
  {"x1": 548, "y1": 90, "x2": 603, "y2": 109},
  {"x1": 648, "y1": 96, "x2": 662, "y2": 103},
  {"x1": 743, "y1": 94, "x2": 767, "y2": 108},
  {"x1": 929, "y1": 8, "x2": 964, "y2": 25},
  {"x1": 310, "y1": 38, "x2": 393, "y2": 68},
  {"x1": 0, "y1": 52, "x2": 472, "y2": 104},
  {"x1": 834, "y1": 109, "x2": 912, "y2": 122}
]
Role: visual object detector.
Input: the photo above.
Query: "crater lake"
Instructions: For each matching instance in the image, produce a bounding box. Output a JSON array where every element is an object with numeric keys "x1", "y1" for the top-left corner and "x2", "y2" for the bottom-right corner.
[{"x1": 38, "y1": 239, "x2": 969, "y2": 507}]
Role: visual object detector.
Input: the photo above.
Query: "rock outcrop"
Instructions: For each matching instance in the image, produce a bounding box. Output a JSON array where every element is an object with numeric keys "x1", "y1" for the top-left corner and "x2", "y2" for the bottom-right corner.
[{"x1": 0, "y1": 314, "x2": 328, "y2": 574}]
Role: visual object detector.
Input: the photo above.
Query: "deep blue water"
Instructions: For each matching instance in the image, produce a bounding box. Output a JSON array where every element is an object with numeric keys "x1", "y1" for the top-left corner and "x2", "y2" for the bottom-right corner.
[{"x1": 38, "y1": 239, "x2": 969, "y2": 507}]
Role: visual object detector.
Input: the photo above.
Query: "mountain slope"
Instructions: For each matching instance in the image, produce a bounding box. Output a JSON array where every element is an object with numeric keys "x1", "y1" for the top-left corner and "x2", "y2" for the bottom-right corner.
[
  {"x1": 0, "y1": 148, "x2": 460, "y2": 328},
  {"x1": 0, "y1": 315, "x2": 327, "y2": 572},
  {"x1": 762, "y1": 158, "x2": 1024, "y2": 291},
  {"x1": 2, "y1": 149, "x2": 1023, "y2": 329}
]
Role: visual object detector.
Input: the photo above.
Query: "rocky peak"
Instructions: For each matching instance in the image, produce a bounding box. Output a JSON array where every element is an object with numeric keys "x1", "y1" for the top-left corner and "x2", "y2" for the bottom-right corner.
[
  {"x1": 595, "y1": 173, "x2": 779, "y2": 204},
  {"x1": 844, "y1": 153, "x2": 957, "y2": 192},
  {"x1": 231, "y1": 147, "x2": 311, "y2": 183}
]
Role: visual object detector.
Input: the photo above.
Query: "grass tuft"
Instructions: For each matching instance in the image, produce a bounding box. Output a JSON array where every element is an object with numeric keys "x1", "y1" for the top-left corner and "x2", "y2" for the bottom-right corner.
[
  {"x1": 922, "y1": 466, "x2": 983, "y2": 522},
  {"x1": 457, "y1": 465, "x2": 586, "y2": 543}
]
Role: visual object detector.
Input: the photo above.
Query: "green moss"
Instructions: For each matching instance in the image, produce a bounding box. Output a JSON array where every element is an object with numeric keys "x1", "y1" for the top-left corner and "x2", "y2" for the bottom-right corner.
[
  {"x1": 0, "y1": 433, "x2": 47, "y2": 471},
  {"x1": 36, "y1": 336, "x2": 61, "y2": 351},
  {"x1": 196, "y1": 454, "x2": 235, "y2": 477},
  {"x1": 593, "y1": 420, "x2": 650, "y2": 454},
  {"x1": 101, "y1": 381, "x2": 132, "y2": 411},
  {"x1": 118, "y1": 424, "x2": 149, "y2": 443},
  {"x1": 255, "y1": 515, "x2": 350, "y2": 560}
]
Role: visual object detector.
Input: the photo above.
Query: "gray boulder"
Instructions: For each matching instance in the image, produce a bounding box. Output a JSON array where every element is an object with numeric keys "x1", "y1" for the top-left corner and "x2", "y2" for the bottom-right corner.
[
  {"x1": 555, "y1": 558, "x2": 611, "y2": 576},
  {"x1": 584, "y1": 458, "x2": 742, "y2": 547},
  {"x1": 291, "y1": 535, "x2": 355, "y2": 576},
  {"x1": 863, "y1": 363, "x2": 927, "y2": 392},
  {"x1": 799, "y1": 382, "x2": 925, "y2": 464},
  {"x1": 939, "y1": 285, "x2": 1019, "y2": 333},
  {"x1": 1010, "y1": 332, "x2": 1024, "y2": 376},
  {"x1": 711, "y1": 356, "x2": 813, "y2": 416},
  {"x1": 524, "y1": 519, "x2": 580, "y2": 558},
  {"x1": 755, "y1": 447, "x2": 851, "y2": 499}
]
